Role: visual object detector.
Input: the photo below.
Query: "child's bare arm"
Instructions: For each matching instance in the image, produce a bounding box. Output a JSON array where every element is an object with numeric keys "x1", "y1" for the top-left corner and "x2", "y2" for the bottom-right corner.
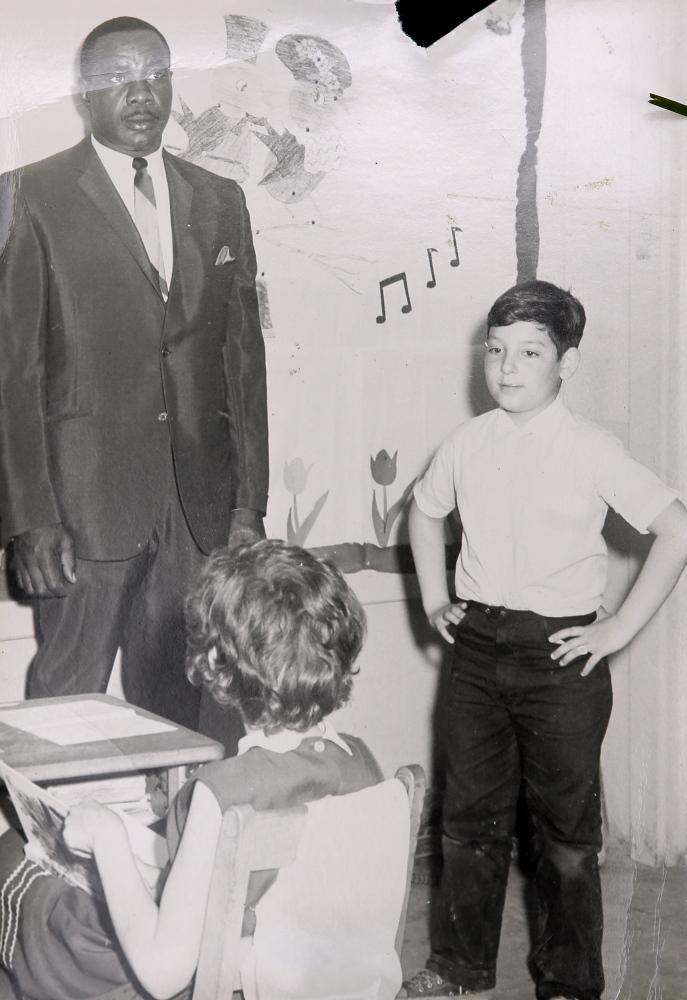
[
  {"x1": 409, "y1": 498, "x2": 467, "y2": 643},
  {"x1": 550, "y1": 498, "x2": 687, "y2": 675},
  {"x1": 63, "y1": 782, "x2": 223, "y2": 999}
]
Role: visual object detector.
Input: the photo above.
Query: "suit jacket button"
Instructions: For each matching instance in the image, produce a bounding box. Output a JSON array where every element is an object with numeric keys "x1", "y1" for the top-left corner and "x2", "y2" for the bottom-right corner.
[
  {"x1": 158, "y1": 412, "x2": 168, "y2": 421},
  {"x1": 161, "y1": 348, "x2": 170, "y2": 357}
]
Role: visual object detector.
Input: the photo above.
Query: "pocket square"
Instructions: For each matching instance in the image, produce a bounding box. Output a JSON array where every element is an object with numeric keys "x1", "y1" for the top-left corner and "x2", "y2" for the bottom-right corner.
[{"x1": 215, "y1": 246, "x2": 236, "y2": 265}]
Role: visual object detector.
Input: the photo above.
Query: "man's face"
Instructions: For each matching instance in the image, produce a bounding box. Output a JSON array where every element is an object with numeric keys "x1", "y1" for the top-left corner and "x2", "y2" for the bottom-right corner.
[
  {"x1": 484, "y1": 321, "x2": 578, "y2": 425},
  {"x1": 82, "y1": 29, "x2": 172, "y2": 156}
]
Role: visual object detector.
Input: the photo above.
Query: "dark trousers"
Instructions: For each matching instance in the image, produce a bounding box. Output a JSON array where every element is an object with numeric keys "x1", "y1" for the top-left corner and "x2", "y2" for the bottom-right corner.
[
  {"x1": 428, "y1": 603, "x2": 612, "y2": 1000},
  {"x1": 26, "y1": 494, "x2": 244, "y2": 753}
]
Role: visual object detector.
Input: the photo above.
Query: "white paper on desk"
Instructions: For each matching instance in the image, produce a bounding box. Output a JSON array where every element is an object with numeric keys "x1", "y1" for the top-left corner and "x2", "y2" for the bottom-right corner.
[{"x1": 0, "y1": 699, "x2": 175, "y2": 745}]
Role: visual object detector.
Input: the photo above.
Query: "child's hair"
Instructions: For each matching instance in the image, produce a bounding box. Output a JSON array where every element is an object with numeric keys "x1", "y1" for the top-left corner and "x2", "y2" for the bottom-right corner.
[
  {"x1": 487, "y1": 279, "x2": 586, "y2": 357},
  {"x1": 186, "y1": 539, "x2": 366, "y2": 733}
]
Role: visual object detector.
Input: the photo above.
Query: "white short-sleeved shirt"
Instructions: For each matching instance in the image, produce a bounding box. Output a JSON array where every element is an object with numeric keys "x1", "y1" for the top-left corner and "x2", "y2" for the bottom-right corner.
[{"x1": 414, "y1": 395, "x2": 678, "y2": 616}]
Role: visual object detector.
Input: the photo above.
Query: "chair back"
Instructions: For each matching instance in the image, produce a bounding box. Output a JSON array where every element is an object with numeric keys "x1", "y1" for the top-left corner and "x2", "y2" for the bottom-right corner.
[{"x1": 194, "y1": 764, "x2": 425, "y2": 1000}]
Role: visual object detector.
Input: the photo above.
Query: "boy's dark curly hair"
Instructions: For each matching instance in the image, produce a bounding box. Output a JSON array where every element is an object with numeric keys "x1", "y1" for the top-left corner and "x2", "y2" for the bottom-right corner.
[
  {"x1": 487, "y1": 279, "x2": 586, "y2": 358},
  {"x1": 186, "y1": 540, "x2": 366, "y2": 733}
]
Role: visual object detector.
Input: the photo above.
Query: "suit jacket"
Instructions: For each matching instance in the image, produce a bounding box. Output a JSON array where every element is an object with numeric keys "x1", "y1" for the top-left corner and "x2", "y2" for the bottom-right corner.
[{"x1": 0, "y1": 137, "x2": 268, "y2": 560}]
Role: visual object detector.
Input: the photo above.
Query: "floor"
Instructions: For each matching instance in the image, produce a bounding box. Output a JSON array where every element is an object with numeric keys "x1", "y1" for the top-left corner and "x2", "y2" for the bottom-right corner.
[{"x1": 400, "y1": 840, "x2": 687, "y2": 999}]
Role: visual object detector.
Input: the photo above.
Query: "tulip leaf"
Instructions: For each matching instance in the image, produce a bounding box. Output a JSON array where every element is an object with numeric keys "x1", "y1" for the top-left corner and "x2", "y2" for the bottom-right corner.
[
  {"x1": 386, "y1": 478, "x2": 417, "y2": 529},
  {"x1": 291, "y1": 491, "x2": 329, "y2": 547}
]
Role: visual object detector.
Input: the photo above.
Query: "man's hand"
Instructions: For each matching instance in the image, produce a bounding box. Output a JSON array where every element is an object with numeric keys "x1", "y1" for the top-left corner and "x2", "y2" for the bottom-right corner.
[
  {"x1": 227, "y1": 508, "x2": 265, "y2": 548},
  {"x1": 427, "y1": 601, "x2": 469, "y2": 644},
  {"x1": 10, "y1": 523, "x2": 77, "y2": 598}
]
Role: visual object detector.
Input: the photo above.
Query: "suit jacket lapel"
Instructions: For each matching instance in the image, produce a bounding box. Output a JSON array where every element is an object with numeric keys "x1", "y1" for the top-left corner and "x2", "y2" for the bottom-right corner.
[
  {"x1": 164, "y1": 152, "x2": 197, "y2": 306},
  {"x1": 74, "y1": 137, "x2": 163, "y2": 297}
]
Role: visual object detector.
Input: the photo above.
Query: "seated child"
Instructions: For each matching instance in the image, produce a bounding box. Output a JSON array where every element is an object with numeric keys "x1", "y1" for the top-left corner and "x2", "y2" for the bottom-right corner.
[
  {"x1": 403, "y1": 280, "x2": 687, "y2": 1000},
  {"x1": 0, "y1": 539, "x2": 382, "y2": 1000}
]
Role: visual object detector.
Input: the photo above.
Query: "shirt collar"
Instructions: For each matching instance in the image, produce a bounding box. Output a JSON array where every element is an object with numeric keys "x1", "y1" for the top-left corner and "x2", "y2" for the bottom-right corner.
[
  {"x1": 492, "y1": 392, "x2": 568, "y2": 442},
  {"x1": 91, "y1": 134, "x2": 165, "y2": 176},
  {"x1": 237, "y1": 719, "x2": 353, "y2": 756}
]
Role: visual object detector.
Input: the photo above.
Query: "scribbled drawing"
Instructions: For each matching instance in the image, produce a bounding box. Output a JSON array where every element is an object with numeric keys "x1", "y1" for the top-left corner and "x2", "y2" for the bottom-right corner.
[
  {"x1": 258, "y1": 223, "x2": 376, "y2": 293},
  {"x1": 370, "y1": 450, "x2": 416, "y2": 548},
  {"x1": 485, "y1": 0, "x2": 521, "y2": 35},
  {"x1": 256, "y1": 274, "x2": 274, "y2": 335},
  {"x1": 284, "y1": 458, "x2": 329, "y2": 546},
  {"x1": 255, "y1": 35, "x2": 352, "y2": 203},
  {"x1": 376, "y1": 273, "x2": 412, "y2": 324},
  {"x1": 171, "y1": 16, "x2": 270, "y2": 181},
  {"x1": 426, "y1": 248, "x2": 438, "y2": 288},
  {"x1": 223, "y1": 14, "x2": 270, "y2": 62},
  {"x1": 171, "y1": 24, "x2": 352, "y2": 204}
]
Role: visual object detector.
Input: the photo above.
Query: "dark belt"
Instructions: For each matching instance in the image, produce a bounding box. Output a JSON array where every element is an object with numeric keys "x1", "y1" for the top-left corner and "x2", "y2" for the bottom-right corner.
[{"x1": 465, "y1": 600, "x2": 596, "y2": 625}]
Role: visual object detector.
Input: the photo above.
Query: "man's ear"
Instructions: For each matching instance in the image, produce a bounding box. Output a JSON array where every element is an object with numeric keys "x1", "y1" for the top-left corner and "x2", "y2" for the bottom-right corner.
[{"x1": 559, "y1": 347, "x2": 580, "y2": 380}]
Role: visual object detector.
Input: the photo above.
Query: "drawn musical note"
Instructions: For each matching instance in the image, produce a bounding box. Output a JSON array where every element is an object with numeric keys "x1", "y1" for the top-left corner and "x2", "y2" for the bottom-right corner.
[
  {"x1": 426, "y1": 248, "x2": 438, "y2": 288},
  {"x1": 450, "y1": 227, "x2": 462, "y2": 267},
  {"x1": 376, "y1": 272, "x2": 412, "y2": 324}
]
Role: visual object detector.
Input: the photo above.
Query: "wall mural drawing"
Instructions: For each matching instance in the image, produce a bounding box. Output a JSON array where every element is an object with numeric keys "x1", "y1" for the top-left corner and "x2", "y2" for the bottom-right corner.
[
  {"x1": 425, "y1": 248, "x2": 438, "y2": 288},
  {"x1": 376, "y1": 272, "x2": 412, "y2": 324},
  {"x1": 172, "y1": 18, "x2": 352, "y2": 203},
  {"x1": 167, "y1": 14, "x2": 372, "y2": 296},
  {"x1": 283, "y1": 458, "x2": 329, "y2": 547},
  {"x1": 370, "y1": 451, "x2": 416, "y2": 549}
]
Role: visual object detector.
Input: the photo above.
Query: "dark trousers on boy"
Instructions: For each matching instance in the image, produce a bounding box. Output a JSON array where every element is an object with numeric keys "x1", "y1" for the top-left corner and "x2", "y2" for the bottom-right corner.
[{"x1": 429, "y1": 603, "x2": 612, "y2": 1000}]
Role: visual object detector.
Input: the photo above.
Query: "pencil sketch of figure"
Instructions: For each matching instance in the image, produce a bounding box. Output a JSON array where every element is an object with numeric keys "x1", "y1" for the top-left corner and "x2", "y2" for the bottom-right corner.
[{"x1": 173, "y1": 20, "x2": 352, "y2": 204}]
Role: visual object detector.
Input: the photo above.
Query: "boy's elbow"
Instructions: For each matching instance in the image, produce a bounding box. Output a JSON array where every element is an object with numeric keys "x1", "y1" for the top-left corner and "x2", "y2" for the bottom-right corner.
[{"x1": 650, "y1": 499, "x2": 687, "y2": 553}]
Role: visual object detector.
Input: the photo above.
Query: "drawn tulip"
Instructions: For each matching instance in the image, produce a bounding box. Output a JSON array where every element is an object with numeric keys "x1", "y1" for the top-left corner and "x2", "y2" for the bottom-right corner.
[
  {"x1": 370, "y1": 449, "x2": 415, "y2": 548},
  {"x1": 370, "y1": 449, "x2": 398, "y2": 486},
  {"x1": 284, "y1": 457, "x2": 328, "y2": 547},
  {"x1": 284, "y1": 457, "x2": 310, "y2": 495}
]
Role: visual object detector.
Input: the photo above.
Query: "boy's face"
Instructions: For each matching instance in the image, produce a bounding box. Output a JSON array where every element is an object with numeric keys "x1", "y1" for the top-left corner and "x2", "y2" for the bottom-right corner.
[{"x1": 484, "y1": 321, "x2": 579, "y2": 425}]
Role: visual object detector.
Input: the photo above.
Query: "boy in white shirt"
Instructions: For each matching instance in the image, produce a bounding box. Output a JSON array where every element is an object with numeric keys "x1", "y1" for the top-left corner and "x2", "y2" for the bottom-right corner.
[{"x1": 403, "y1": 280, "x2": 687, "y2": 1000}]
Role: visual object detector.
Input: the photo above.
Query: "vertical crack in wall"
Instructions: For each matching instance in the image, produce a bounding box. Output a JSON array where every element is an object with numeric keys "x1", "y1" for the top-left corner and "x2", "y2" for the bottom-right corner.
[{"x1": 515, "y1": 0, "x2": 546, "y2": 283}]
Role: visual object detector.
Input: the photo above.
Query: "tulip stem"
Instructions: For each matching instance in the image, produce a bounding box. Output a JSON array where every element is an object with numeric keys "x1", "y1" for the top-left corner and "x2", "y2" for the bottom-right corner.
[
  {"x1": 383, "y1": 486, "x2": 388, "y2": 529},
  {"x1": 292, "y1": 494, "x2": 300, "y2": 531}
]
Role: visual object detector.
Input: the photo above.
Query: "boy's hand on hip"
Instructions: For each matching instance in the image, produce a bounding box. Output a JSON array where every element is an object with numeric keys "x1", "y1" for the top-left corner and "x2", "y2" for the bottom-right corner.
[
  {"x1": 428, "y1": 601, "x2": 469, "y2": 643},
  {"x1": 549, "y1": 612, "x2": 628, "y2": 676}
]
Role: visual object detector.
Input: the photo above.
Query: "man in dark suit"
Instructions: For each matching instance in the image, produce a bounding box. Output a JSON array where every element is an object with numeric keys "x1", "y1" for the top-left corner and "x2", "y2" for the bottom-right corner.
[{"x1": 0, "y1": 17, "x2": 268, "y2": 745}]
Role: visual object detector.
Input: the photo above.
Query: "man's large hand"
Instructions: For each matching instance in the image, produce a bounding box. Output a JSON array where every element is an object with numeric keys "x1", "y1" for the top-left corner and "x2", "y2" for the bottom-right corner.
[
  {"x1": 227, "y1": 508, "x2": 265, "y2": 548},
  {"x1": 10, "y1": 524, "x2": 77, "y2": 598}
]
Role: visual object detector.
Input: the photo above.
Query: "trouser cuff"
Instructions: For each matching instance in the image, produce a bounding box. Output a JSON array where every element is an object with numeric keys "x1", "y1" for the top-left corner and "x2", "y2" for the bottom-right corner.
[{"x1": 427, "y1": 957, "x2": 495, "y2": 993}]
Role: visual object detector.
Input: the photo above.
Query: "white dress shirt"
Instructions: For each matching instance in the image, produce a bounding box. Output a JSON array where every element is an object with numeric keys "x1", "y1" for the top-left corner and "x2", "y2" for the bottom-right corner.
[
  {"x1": 90, "y1": 135, "x2": 174, "y2": 281},
  {"x1": 415, "y1": 395, "x2": 679, "y2": 616}
]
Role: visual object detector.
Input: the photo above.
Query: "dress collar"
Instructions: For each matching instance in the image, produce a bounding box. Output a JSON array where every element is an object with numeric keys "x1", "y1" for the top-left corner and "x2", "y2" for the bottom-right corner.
[{"x1": 237, "y1": 719, "x2": 353, "y2": 756}]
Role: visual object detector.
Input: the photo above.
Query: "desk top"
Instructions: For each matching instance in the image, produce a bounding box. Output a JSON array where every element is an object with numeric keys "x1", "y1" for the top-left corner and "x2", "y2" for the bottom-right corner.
[{"x1": 0, "y1": 694, "x2": 225, "y2": 782}]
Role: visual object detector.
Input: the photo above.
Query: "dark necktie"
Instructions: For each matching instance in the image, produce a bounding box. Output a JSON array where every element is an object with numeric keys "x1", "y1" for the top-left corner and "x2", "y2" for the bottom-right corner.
[{"x1": 132, "y1": 156, "x2": 168, "y2": 299}]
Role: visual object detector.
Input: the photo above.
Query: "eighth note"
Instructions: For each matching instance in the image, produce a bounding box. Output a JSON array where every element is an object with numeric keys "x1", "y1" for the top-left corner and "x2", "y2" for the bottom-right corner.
[
  {"x1": 376, "y1": 272, "x2": 412, "y2": 324},
  {"x1": 450, "y1": 226, "x2": 462, "y2": 267},
  {"x1": 426, "y1": 248, "x2": 438, "y2": 288}
]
